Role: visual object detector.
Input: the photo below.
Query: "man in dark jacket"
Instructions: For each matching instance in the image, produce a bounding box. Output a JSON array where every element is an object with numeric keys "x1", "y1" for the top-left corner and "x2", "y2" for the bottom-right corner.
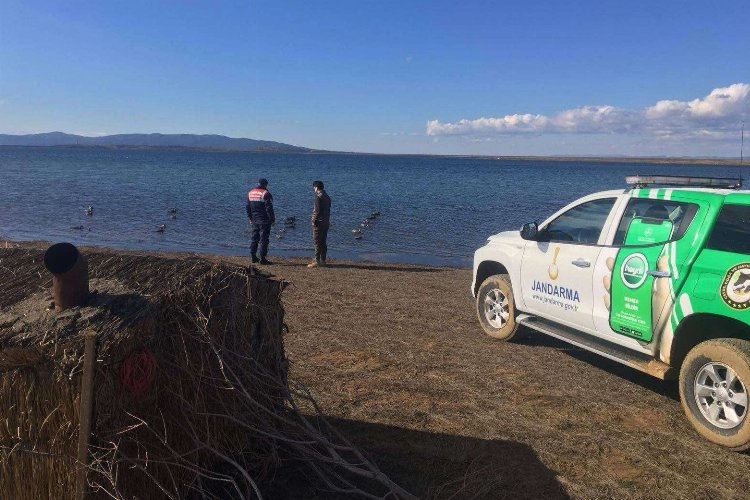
[
  {"x1": 246, "y1": 178, "x2": 275, "y2": 265},
  {"x1": 308, "y1": 180, "x2": 331, "y2": 268}
]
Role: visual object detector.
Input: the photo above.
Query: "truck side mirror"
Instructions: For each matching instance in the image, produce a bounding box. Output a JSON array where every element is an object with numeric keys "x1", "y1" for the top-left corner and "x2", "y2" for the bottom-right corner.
[{"x1": 520, "y1": 222, "x2": 539, "y2": 241}]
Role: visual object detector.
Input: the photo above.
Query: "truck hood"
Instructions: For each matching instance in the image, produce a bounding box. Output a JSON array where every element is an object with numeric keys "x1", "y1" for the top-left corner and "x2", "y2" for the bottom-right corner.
[{"x1": 487, "y1": 230, "x2": 523, "y2": 243}]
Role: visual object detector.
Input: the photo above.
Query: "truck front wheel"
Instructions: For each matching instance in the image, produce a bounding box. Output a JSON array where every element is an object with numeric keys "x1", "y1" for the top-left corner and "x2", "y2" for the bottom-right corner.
[
  {"x1": 476, "y1": 274, "x2": 522, "y2": 340},
  {"x1": 679, "y1": 338, "x2": 750, "y2": 451}
]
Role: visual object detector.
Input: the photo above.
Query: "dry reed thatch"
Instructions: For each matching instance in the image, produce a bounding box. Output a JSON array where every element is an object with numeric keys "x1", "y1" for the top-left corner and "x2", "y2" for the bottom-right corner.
[{"x1": 0, "y1": 246, "x2": 414, "y2": 499}]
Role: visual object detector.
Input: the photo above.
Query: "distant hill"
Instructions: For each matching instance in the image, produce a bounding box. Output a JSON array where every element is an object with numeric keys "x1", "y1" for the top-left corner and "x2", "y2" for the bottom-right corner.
[{"x1": 0, "y1": 132, "x2": 312, "y2": 152}]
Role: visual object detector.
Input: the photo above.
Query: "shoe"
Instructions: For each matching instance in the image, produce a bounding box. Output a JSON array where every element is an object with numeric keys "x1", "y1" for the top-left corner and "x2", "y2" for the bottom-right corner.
[
  {"x1": 259, "y1": 258, "x2": 273, "y2": 265},
  {"x1": 307, "y1": 261, "x2": 319, "y2": 268},
  {"x1": 251, "y1": 255, "x2": 259, "y2": 263}
]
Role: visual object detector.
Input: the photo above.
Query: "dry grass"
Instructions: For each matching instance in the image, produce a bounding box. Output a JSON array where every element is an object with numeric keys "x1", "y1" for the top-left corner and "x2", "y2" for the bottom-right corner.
[
  {"x1": 262, "y1": 257, "x2": 750, "y2": 499},
  {"x1": 0, "y1": 244, "x2": 414, "y2": 500},
  {"x1": 4, "y1": 241, "x2": 750, "y2": 498}
]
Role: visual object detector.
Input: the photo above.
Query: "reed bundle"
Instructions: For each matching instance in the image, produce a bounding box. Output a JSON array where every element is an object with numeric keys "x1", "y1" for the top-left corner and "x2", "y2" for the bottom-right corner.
[{"x1": 0, "y1": 247, "x2": 413, "y2": 499}]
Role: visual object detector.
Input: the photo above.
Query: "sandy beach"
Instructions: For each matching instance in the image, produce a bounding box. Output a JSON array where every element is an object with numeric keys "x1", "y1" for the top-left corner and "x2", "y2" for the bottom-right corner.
[{"x1": 4, "y1": 241, "x2": 750, "y2": 498}]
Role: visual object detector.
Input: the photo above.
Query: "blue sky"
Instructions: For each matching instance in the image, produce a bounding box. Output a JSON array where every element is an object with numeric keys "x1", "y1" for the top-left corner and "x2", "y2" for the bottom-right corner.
[{"x1": 0, "y1": 0, "x2": 748, "y2": 156}]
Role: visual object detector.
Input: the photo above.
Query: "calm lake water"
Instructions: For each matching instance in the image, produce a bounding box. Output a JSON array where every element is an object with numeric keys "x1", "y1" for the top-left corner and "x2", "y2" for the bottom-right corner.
[{"x1": 0, "y1": 147, "x2": 743, "y2": 266}]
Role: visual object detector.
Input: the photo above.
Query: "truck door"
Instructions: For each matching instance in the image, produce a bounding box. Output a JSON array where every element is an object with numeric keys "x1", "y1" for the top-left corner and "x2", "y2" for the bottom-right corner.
[
  {"x1": 521, "y1": 197, "x2": 616, "y2": 332},
  {"x1": 606, "y1": 218, "x2": 674, "y2": 342},
  {"x1": 592, "y1": 197, "x2": 702, "y2": 343}
]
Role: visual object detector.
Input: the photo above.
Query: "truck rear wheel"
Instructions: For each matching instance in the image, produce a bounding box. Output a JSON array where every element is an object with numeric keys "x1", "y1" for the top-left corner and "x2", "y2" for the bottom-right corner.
[
  {"x1": 476, "y1": 274, "x2": 522, "y2": 340},
  {"x1": 679, "y1": 338, "x2": 750, "y2": 451}
]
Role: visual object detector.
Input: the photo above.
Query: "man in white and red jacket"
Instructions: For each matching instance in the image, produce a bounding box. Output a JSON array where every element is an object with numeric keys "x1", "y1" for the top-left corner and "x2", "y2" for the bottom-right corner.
[{"x1": 245, "y1": 178, "x2": 275, "y2": 264}]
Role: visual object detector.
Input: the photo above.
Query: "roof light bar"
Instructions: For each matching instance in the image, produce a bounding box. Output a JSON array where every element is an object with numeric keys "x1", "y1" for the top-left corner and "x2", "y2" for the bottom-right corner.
[{"x1": 625, "y1": 175, "x2": 742, "y2": 189}]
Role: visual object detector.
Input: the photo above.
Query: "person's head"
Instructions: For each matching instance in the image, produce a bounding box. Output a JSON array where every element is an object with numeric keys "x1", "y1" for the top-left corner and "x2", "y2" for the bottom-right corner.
[
  {"x1": 257, "y1": 178, "x2": 269, "y2": 188},
  {"x1": 312, "y1": 180, "x2": 324, "y2": 193}
]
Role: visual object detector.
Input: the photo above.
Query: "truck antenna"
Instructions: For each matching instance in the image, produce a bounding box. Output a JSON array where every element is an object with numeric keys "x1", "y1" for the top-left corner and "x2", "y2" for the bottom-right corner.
[{"x1": 742, "y1": 121, "x2": 745, "y2": 187}]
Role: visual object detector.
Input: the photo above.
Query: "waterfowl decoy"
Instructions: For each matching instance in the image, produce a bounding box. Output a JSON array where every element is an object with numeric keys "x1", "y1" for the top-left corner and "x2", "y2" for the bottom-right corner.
[
  {"x1": 352, "y1": 228, "x2": 362, "y2": 234},
  {"x1": 85, "y1": 206, "x2": 93, "y2": 216},
  {"x1": 354, "y1": 234, "x2": 363, "y2": 240},
  {"x1": 71, "y1": 225, "x2": 84, "y2": 230},
  {"x1": 370, "y1": 211, "x2": 381, "y2": 218},
  {"x1": 155, "y1": 224, "x2": 166, "y2": 233},
  {"x1": 168, "y1": 208, "x2": 178, "y2": 214}
]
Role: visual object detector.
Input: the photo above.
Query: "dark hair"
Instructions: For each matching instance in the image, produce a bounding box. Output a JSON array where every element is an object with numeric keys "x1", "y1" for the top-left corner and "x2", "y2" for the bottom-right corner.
[
  {"x1": 258, "y1": 178, "x2": 269, "y2": 187},
  {"x1": 312, "y1": 180, "x2": 324, "y2": 190}
]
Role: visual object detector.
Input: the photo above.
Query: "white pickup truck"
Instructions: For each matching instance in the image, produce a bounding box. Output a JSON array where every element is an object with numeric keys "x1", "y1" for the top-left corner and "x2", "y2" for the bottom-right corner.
[{"x1": 471, "y1": 175, "x2": 750, "y2": 450}]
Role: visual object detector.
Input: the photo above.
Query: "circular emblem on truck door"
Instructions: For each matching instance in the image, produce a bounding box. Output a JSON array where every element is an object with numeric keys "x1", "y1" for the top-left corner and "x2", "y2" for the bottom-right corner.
[
  {"x1": 721, "y1": 263, "x2": 750, "y2": 310},
  {"x1": 620, "y1": 253, "x2": 649, "y2": 289}
]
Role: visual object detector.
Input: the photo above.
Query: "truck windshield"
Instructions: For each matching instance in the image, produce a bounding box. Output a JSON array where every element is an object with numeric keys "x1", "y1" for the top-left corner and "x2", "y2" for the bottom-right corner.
[{"x1": 706, "y1": 204, "x2": 750, "y2": 255}]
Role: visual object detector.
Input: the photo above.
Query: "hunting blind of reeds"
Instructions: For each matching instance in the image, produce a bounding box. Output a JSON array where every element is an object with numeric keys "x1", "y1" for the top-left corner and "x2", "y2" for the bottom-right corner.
[{"x1": 0, "y1": 246, "x2": 413, "y2": 499}]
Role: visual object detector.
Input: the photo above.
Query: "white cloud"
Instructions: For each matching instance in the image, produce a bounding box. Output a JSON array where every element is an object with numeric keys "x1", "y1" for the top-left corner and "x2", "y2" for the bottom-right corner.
[
  {"x1": 644, "y1": 99, "x2": 688, "y2": 120},
  {"x1": 427, "y1": 114, "x2": 549, "y2": 135},
  {"x1": 73, "y1": 131, "x2": 110, "y2": 137},
  {"x1": 379, "y1": 131, "x2": 423, "y2": 137},
  {"x1": 426, "y1": 83, "x2": 749, "y2": 140},
  {"x1": 647, "y1": 83, "x2": 749, "y2": 120}
]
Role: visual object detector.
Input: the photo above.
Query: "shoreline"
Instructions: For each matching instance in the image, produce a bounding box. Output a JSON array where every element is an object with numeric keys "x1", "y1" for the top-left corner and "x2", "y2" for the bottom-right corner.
[
  {"x1": 0, "y1": 144, "x2": 745, "y2": 166},
  {"x1": 0, "y1": 238, "x2": 469, "y2": 270}
]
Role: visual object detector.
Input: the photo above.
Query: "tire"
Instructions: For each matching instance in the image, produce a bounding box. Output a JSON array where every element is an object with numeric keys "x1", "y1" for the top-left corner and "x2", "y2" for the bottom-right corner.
[
  {"x1": 679, "y1": 338, "x2": 750, "y2": 451},
  {"x1": 476, "y1": 274, "x2": 522, "y2": 340}
]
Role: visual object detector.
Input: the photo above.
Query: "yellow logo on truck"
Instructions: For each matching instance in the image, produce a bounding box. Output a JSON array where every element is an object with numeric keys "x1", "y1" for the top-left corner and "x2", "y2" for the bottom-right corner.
[{"x1": 548, "y1": 246, "x2": 560, "y2": 280}]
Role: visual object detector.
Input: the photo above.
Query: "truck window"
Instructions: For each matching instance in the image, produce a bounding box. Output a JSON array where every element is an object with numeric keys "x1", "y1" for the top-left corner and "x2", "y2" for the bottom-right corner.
[
  {"x1": 706, "y1": 204, "x2": 750, "y2": 255},
  {"x1": 542, "y1": 197, "x2": 616, "y2": 244},
  {"x1": 613, "y1": 199, "x2": 698, "y2": 246}
]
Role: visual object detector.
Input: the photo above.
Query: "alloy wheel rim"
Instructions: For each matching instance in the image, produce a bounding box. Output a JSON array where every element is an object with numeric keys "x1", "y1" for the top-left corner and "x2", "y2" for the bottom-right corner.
[
  {"x1": 694, "y1": 362, "x2": 748, "y2": 430},
  {"x1": 483, "y1": 288, "x2": 509, "y2": 329}
]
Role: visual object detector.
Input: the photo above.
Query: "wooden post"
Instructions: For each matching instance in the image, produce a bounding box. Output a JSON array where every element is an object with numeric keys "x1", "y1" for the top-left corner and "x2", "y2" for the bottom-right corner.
[{"x1": 76, "y1": 331, "x2": 97, "y2": 500}]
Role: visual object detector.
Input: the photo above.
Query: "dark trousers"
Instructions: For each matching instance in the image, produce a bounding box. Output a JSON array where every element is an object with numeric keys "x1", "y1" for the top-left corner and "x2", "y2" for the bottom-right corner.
[
  {"x1": 250, "y1": 223, "x2": 271, "y2": 257},
  {"x1": 313, "y1": 223, "x2": 329, "y2": 262}
]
